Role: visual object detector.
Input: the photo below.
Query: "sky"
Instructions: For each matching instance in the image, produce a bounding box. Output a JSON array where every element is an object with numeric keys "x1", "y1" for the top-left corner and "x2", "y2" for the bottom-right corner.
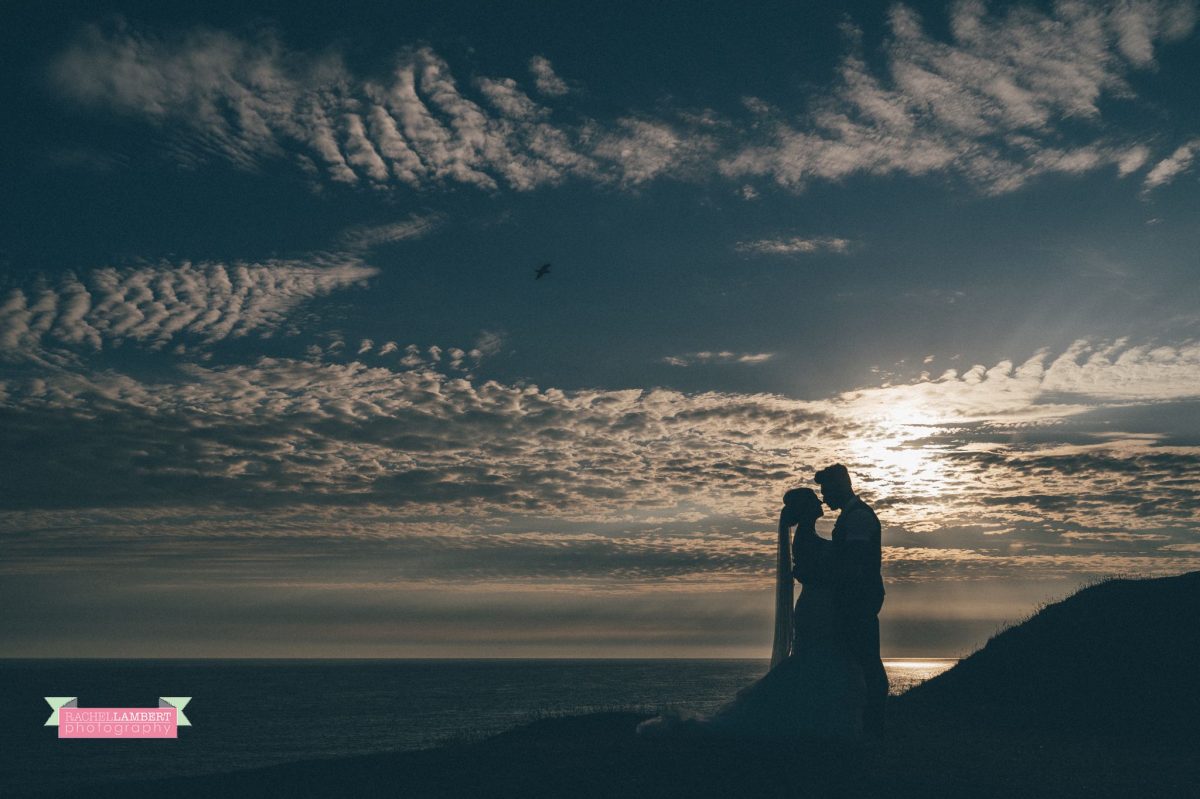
[{"x1": 2, "y1": 0, "x2": 1199, "y2": 658}]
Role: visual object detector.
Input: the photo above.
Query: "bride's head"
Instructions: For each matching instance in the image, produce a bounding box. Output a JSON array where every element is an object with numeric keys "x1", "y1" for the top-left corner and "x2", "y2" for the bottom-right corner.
[{"x1": 782, "y1": 487, "x2": 824, "y2": 522}]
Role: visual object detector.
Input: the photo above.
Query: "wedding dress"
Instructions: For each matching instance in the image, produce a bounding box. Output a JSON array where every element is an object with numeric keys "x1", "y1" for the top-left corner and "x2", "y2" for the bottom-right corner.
[{"x1": 636, "y1": 524, "x2": 866, "y2": 740}]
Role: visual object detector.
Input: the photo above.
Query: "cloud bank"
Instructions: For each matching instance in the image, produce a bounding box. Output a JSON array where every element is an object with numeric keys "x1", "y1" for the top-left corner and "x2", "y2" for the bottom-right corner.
[
  {"x1": 51, "y1": 31, "x2": 706, "y2": 190},
  {"x1": 3, "y1": 307, "x2": 1200, "y2": 662},
  {"x1": 720, "y1": 0, "x2": 1195, "y2": 193},
  {"x1": 1, "y1": 337, "x2": 1198, "y2": 583},
  {"x1": 49, "y1": 1, "x2": 1199, "y2": 196}
]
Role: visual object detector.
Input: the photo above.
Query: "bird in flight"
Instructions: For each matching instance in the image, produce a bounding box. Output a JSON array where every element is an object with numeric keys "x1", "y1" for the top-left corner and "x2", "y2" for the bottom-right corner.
[{"x1": 534, "y1": 263, "x2": 551, "y2": 280}]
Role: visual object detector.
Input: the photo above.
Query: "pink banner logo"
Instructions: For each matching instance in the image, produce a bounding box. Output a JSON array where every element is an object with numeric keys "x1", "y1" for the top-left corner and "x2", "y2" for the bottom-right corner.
[
  {"x1": 59, "y1": 707, "x2": 177, "y2": 738},
  {"x1": 45, "y1": 698, "x2": 191, "y2": 739}
]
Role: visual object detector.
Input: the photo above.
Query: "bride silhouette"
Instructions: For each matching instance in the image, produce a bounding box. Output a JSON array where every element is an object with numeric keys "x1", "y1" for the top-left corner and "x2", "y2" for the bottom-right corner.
[{"x1": 636, "y1": 488, "x2": 866, "y2": 740}]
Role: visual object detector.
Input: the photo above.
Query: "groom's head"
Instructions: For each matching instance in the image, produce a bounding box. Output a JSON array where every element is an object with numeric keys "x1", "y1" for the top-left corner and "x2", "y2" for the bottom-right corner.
[{"x1": 814, "y1": 464, "x2": 854, "y2": 510}]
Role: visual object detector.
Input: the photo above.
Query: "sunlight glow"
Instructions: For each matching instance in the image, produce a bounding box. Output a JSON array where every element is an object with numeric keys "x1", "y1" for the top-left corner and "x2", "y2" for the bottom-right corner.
[{"x1": 846, "y1": 402, "x2": 951, "y2": 501}]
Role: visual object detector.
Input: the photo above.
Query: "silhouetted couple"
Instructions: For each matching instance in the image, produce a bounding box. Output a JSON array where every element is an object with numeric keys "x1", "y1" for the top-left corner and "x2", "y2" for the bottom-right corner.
[
  {"x1": 783, "y1": 465, "x2": 888, "y2": 738},
  {"x1": 637, "y1": 464, "x2": 887, "y2": 742}
]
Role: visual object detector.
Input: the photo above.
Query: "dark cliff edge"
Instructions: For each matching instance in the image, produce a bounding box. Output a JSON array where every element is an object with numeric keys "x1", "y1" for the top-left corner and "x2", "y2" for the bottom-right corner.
[{"x1": 28, "y1": 572, "x2": 1200, "y2": 798}]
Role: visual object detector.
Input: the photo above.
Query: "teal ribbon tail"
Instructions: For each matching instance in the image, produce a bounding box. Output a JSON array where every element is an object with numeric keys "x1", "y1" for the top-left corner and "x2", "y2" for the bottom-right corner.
[
  {"x1": 44, "y1": 698, "x2": 76, "y2": 726},
  {"x1": 159, "y1": 697, "x2": 192, "y2": 726}
]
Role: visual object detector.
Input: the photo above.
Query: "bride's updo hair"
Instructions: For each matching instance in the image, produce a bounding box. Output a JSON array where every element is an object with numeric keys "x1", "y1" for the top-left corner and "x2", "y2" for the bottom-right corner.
[{"x1": 783, "y1": 487, "x2": 822, "y2": 516}]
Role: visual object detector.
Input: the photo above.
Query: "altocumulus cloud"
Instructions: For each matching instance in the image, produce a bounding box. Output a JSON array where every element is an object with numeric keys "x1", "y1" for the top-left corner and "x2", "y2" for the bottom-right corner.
[
  {"x1": 0, "y1": 257, "x2": 376, "y2": 362},
  {"x1": 1, "y1": 336, "x2": 1199, "y2": 585},
  {"x1": 829, "y1": 339, "x2": 1200, "y2": 553},
  {"x1": 48, "y1": 1, "x2": 1199, "y2": 197},
  {"x1": 50, "y1": 29, "x2": 707, "y2": 190},
  {"x1": 528, "y1": 55, "x2": 570, "y2": 97},
  {"x1": 0, "y1": 356, "x2": 843, "y2": 513},
  {"x1": 839, "y1": 338, "x2": 1200, "y2": 421},
  {"x1": 0, "y1": 212, "x2": 441, "y2": 364},
  {"x1": 718, "y1": 0, "x2": 1195, "y2": 193}
]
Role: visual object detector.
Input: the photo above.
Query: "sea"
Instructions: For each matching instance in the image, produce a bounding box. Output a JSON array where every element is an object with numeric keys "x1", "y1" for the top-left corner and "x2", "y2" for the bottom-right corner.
[{"x1": 0, "y1": 658, "x2": 954, "y2": 795}]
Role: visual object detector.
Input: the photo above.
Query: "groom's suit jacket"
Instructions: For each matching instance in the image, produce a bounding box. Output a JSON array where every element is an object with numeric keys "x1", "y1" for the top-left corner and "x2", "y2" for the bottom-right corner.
[{"x1": 831, "y1": 495, "x2": 884, "y2": 616}]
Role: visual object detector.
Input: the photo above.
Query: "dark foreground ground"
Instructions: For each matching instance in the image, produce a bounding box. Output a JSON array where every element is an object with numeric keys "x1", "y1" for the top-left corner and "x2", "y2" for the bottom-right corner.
[{"x1": 26, "y1": 572, "x2": 1200, "y2": 798}]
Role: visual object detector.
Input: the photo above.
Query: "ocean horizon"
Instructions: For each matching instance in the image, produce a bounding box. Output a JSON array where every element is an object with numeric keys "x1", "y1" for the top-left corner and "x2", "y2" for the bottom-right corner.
[{"x1": 1, "y1": 657, "x2": 954, "y2": 795}]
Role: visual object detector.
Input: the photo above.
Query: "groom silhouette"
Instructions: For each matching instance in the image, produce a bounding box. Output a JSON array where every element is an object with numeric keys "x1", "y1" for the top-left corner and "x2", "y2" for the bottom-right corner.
[{"x1": 814, "y1": 464, "x2": 888, "y2": 739}]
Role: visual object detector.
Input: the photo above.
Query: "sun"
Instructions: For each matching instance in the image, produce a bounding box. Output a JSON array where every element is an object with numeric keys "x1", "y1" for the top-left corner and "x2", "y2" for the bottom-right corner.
[{"x1": 846, "y1": 402, "x2": 950, "y2": 499}]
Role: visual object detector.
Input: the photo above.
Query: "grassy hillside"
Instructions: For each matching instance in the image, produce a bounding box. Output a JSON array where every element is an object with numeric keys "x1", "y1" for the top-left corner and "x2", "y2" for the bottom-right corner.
[{"x1": 900, "y1": 572, "x2": 1200, "y2": 735}]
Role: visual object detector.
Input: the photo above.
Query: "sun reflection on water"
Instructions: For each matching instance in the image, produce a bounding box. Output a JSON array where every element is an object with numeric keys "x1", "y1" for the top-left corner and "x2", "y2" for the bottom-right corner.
[{"x1": 884, "y1": 658, "x2": 957, "y2": 695}]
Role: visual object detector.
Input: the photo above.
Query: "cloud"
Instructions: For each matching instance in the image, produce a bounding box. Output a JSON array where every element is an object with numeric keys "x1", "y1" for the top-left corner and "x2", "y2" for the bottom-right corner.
[
  {"x1": 337, "y1": 213, "x2": 442, "y2": 251},
  {"x1": 735, "y1": 237, "x2": 855, "y2": 255},
  {"x1": 839, "y1": 338, "x2": 1200, "y2": 424},
  {"x1": 0, "y1": 257, "x2": 376, "y2": 361},
  {"x1": 590, "y1": 117, "x2": 716, "y2": 186},
  {"x1": 2, "y1": 335, "x2": 1200, "y2": 606},
  {"x1": 0, "y1": 355, "x2": 843, "y2": 515},
  {"x1": 1109, "y1": 0, "x2": 1199, "y2": 65},
  {"x1": 1142, "y1": 137, "x2": 1200, "y2": 193},
  {"x1": 50, "y1": 29, "x2": 673, "y2": 191},
  {"x1": 663, "y1": 351, "x2": 777, "y2": 367},
  {"x1": 528, "y1": 55, "x2": 569, "y2": 96},
  {"x1": 3, "y1": 338, "x2": 1196, "y2": 528},
  {"x1": 359, "y1": 337, "x2": 493, "y2": 373},
  {"x1": 472, "y1": 330, "x2": 503, "y2": 358},
  {"x1": 51, "y1": 3, "x2": 1194, "y2": 197},
  {"x1": 719, "y1": 0, "x2": 1197, "y2": 193},
  {"x1": 822, "y1": 338, "x2": 1200, "y2": 540},
  {"x1": 0, "y1": 567, "x2": 840, "y2": 657}
]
